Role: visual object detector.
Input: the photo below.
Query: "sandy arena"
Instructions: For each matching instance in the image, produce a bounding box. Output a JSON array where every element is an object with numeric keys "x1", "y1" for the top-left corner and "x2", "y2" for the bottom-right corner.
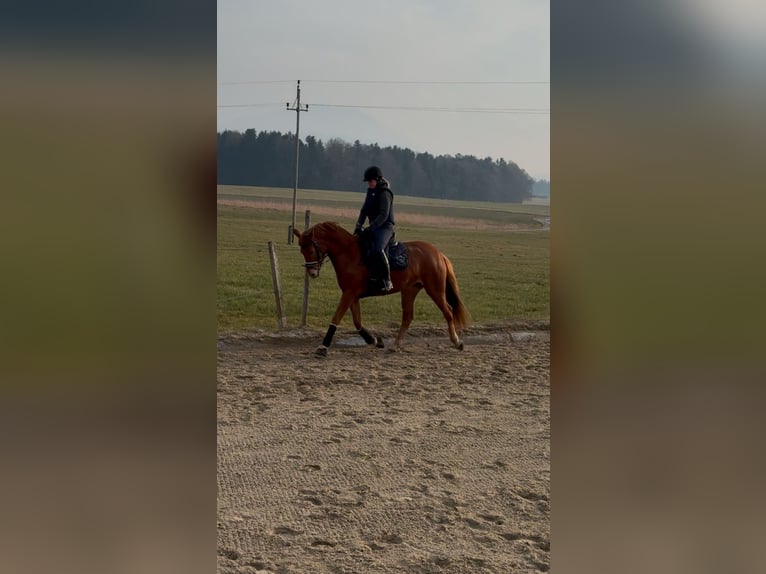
[{"x1": 217, "y1": 323, "x2": 549, "y2": 573}]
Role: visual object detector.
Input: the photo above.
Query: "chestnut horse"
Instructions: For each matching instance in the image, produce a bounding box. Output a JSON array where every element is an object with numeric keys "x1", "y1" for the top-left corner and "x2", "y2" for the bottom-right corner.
[{"x1": 293, "y1": 222, "x2": 470, "y2": 356}]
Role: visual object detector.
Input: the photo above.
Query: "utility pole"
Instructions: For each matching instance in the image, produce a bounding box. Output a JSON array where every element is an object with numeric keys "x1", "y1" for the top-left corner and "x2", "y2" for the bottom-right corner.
[{"x1": 286, "y1": 80, "x2": 308, "y2": 244}]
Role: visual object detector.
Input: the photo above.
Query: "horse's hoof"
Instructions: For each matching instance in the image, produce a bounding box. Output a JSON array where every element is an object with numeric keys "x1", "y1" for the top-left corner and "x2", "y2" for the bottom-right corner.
[
  {"x1": 456, "y1": 341, "x2": 464, "y2": 351},
  {"x1": 315, "y1": 345, "x2": 328, "y2": 356},
  {"x1": 375, "y1": 337, "x2": 385, "y2": 348}
]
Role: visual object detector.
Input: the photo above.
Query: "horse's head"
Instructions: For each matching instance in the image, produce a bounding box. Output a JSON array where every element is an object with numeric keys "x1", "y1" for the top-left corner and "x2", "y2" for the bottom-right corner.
[
  {"x1": 293, "y1": 226, "x2": 327, "y2": 278},
  {"x1": 294, "y1": 222, "x2": 354, "y2": 278}
]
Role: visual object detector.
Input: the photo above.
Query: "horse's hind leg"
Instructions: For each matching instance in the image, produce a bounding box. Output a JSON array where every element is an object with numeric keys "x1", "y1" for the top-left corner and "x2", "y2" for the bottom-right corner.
[
  {"x1": 394, "y1": 285, "x2": 421, "y2": 350},
  {"x1": 351, "y1": 300, "x2": 383, "y2": 348},
  {"x1": 423, "y1": 282, "x2": 464, "y2": 351}
]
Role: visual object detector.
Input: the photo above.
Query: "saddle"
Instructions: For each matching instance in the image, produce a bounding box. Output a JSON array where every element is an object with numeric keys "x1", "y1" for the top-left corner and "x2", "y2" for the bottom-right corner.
[{"x1": 359, "y1": 231, "x2": 409, "y2": 270}]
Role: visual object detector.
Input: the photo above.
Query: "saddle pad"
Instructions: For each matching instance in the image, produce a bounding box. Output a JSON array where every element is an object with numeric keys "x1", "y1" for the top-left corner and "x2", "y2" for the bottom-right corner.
[{"x1": 387, "y1": 242, "x2": 409, "y2": 270}]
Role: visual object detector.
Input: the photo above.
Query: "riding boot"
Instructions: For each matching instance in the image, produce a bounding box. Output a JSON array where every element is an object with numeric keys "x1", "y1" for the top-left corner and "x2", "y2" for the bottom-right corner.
[
  {"x1": 366, "y1": 252, "x2": 382, "y2": 289},
  {"x1": 379, "y1": 252, "x2": 393, "y2": 291}
]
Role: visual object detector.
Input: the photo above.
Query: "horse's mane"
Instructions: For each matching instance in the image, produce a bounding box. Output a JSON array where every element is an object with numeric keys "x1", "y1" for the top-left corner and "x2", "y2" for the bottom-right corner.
[{"x1": 311, "y1": 221, "x2": 353, "y2": 240}]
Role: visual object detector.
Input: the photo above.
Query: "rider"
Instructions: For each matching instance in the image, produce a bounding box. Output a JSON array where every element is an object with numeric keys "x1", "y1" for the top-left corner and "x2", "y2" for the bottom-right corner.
[{"x1": 354, "y1": 165, "x2": 395, "y2": 291}]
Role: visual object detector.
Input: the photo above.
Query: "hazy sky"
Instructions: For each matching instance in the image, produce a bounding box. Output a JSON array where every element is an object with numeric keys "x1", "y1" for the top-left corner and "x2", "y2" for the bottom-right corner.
[{"x1": 218, "y1": 0, "x2": 550, "y2": 180}]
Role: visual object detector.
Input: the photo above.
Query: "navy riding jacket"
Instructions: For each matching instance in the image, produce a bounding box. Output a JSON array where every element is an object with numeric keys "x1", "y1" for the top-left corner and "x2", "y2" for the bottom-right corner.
[{"x1": 355, "y1": 178, "x2": 395, "y2": 231}]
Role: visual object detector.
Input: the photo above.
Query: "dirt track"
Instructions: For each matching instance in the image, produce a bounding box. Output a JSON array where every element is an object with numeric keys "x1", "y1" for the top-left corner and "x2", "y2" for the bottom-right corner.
[{"x1": 217, "y1": 324, "x2": 550, "y2": 573}]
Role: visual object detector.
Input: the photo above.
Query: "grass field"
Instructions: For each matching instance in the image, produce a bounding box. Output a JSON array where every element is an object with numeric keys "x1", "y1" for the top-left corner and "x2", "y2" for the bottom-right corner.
[{"x1": 218, "y1": 186, "x2": 549, "y2": 332}]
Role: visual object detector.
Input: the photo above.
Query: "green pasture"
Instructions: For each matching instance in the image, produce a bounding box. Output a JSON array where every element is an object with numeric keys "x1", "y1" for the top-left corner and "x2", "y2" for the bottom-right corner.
[{"x1": 218, "y1": 186, "x2": 549, "y2": 332}]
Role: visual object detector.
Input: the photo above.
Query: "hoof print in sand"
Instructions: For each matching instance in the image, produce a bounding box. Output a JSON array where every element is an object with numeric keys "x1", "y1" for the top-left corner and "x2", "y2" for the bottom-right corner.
[{"x1": 273, "y1": 526, "x2": 304, "y2": 536}]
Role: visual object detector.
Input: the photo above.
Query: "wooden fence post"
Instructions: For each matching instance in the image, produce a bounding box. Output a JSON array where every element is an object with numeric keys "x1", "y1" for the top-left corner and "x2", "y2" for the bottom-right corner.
[
  {"x1": 268, "y1": 241, "x2": 287, "y2": 329},
  {"x1": 300, "y1": 210, "x2": 311, "y2": 326}
]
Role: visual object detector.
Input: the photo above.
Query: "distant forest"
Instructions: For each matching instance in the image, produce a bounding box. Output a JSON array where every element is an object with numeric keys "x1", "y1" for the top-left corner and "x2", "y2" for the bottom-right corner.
[
  {"x1": 218, "y1": 129, "x2": 539, "y2": 203},
  {"x1": 532, "y1": 180, "x2": 550, "y2": 198}
]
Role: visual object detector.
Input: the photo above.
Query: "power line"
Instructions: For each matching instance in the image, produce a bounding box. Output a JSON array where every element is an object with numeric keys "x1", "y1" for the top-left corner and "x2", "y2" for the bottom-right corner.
[
  {"x1": 306, "y1": 80, "x2": 549, "y2": 85},
  {"x1": 218, "y1": 79, "x2": 549, "y2": 86},
  {"x1": 218, "y1": 102, "x2": 549, "y2": 114},
  {"x1": 218, "y1": 80, "x2": 296, "y2": 85},
  {"x1": 312, "y1": 103, "x2": 548, "y2": 114},
  {"x1": 218, "y1": 103, "x2": 284, "y2": 108}
]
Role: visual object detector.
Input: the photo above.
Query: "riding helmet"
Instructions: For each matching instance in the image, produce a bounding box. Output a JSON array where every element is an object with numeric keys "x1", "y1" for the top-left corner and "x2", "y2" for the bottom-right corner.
[{"x1": 363, "y1": 165, "x2": 383, "y2": 181}]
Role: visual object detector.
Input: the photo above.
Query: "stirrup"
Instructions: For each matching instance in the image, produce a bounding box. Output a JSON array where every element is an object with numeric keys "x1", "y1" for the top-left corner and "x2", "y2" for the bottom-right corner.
[{"x1": 382, "y1": 279, "x2": 393, "y2": 291}]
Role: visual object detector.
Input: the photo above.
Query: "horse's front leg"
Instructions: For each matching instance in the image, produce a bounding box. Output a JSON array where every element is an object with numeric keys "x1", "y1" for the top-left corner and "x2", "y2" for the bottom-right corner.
[
  {"x1": 351, "y1": 300, "x2": 384, "y2": 349},
  {"x1": 316, "y1": 291, "x2": 355, "y2": 356}
]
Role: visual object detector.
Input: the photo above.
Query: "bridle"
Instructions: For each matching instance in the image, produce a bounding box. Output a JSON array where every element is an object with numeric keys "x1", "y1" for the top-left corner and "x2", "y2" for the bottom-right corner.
[{"x1": 302, "y1": 238, "x2": 327, "y2": 271}]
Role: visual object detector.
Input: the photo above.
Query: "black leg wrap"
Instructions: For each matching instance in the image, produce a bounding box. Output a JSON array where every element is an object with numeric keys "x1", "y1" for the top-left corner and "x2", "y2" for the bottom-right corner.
[
  {"x1": 322, "y1": 324, "x2": 337, "y2": 348},
  {"x1": 358, "y1": 327, "x2": 376, "y2": 345}
]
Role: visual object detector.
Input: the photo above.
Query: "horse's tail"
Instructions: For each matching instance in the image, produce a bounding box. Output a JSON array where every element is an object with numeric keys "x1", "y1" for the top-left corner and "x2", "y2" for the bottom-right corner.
[{"x1": 443, "y1": 254, "x2": 472, "y2": 330}]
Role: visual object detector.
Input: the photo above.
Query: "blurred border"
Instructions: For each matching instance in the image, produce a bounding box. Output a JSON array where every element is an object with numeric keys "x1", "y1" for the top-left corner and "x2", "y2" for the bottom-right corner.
[
  {"x1": 0, "y1": 2, "x2": 216, "y2": 573},
  {"x1": 552, "y1": 1, "x2": 766, "y2": 572}
]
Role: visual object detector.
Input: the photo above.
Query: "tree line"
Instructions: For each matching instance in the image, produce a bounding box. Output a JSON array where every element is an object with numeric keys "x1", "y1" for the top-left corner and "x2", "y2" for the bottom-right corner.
[
  {"x1": 217, "y1": 129, "x2": 536, "y2": 203},
  {"x1": 532, "y1": 180, "x2": 550, "y2": 197}
]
